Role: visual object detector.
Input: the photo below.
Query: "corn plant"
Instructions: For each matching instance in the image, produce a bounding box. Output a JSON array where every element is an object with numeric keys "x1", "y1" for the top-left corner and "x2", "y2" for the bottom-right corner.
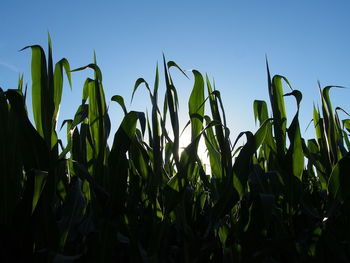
[{"x1": 1, "y1": 37, "x2": 350, "y2": 262}]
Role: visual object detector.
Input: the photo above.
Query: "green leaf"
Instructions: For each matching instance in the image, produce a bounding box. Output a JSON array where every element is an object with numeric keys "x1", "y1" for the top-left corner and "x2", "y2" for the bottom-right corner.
[
  {"x1": 343, "y1": 119, "x2": 350, "y2": 133},
  {"x1": 206, "y1": 76, "x2": 232, "y2": 179},
  {"x1": 253, "y1": 100, "x2": 268, "y2": 125},
  {"x1": 151, "y1": 65, "x2": 162, "y2": 189},
  {"x1": 71, "y1": 63, "x2": 103, "y2": 82},
  {"x1": 328, "y1": 155, "x2": 350, "y2": 202},
  {"x1": 109, "y1": 111, "x2": 143, "y2": 207},
  {"x1": 204, "y1": 116, "x2": 221, "y2": 178},
  {"x1": 52, "y1": 58, "x2": 72, "y2": 147},
  {"x1": 73, "y1": 62, "x2": 109, "y2": 178},
  {"x1": 131, "y1": 78, "x2": 152, "y2": 103},
  {"x1": 163, "y1": 55, "x2": 180, "y2": 167},
  {"x1": 269, "y1": 74, "x2": 289, "y2": 156},
  {"x1": 287, "y1": 114, "x2": 304, "y2": 180},
  {"x1": 285, "y1": 90, "x2": 304, "y2": 180},
  {"x1": 167, "y1": 60, "x2": 189, "y2": 79},
  {"x1": 189, "y1": 70, "x2": 205, "y2": 141},
  {"x1": 111, "y1": 95, "x2": 127, "y2": 115},
  {"x1": 21, "y1": 45, "x2": 48, "y2": 139},
  {"x1": 5, "y1": 89, "x2": 49, "y2": 171},
  {"x1": 284, "y1": 89, "x2": 302, "y2": 110},
  {"x1": 32, "y1": 170, "x2": 48, "y2": 214}
]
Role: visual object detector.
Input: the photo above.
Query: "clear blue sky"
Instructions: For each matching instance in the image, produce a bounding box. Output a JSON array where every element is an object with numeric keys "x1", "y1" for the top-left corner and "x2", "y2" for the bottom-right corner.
[{"x1": 1, "y1": 0, "x2": 350, "y2": 146}]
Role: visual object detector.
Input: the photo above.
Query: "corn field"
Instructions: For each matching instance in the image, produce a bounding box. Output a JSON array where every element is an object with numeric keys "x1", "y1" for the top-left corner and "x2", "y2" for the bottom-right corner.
[{"x1": 1, "y1": 37, "x2": 350, "y2": 262}]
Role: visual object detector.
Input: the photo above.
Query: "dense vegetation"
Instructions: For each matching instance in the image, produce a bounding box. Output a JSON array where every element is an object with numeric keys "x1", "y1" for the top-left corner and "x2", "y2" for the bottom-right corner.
[{"x1": 1, "y1": 37, "x2": 350, "y2": 262}]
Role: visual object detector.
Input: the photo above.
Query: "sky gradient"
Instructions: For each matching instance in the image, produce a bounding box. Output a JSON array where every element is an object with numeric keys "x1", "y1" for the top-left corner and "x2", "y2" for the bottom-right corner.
[{"x1": 1, "y1": 0, "x2": 350, "y2": 147}]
